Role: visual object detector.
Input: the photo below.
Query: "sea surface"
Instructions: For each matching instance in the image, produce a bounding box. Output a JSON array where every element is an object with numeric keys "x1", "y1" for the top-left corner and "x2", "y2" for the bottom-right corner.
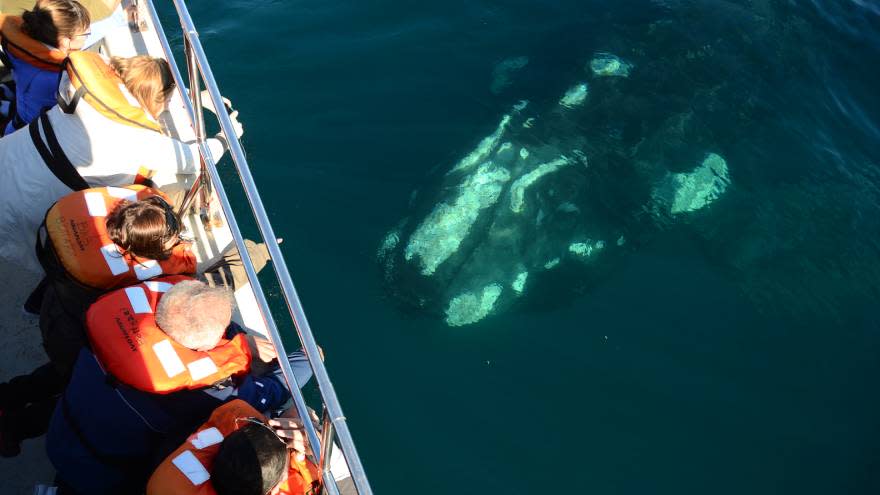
[{"x1": 159, "y1": 1, "x2": 879, "y2": 493}]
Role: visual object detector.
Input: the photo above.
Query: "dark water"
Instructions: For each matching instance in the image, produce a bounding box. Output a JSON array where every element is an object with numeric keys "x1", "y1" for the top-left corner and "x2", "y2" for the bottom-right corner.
[{"x1": 160, "y1": 1, "x2": 880, "y2": 493}]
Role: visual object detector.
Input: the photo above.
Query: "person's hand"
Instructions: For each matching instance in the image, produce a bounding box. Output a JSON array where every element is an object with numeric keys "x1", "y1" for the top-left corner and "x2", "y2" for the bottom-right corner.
[
  {"x1": 201, "y1": 90, "x2": 243, "y2": 139},
  {"x1": 247, "y1": 336, "x2": 278, "y2": 363},
  {"x1": 227, "y1": 110, "x2": 244, "y2": 139},
  {"x1": 268, "y1": 417, "x2": 313, "y2": 462}
]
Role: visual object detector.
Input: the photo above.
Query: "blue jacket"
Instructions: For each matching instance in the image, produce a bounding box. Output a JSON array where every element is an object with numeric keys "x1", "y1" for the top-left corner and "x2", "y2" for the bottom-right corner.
[
  {"x1": 2, "y1": 48, "x2": 62, "y2": 135},
  {"x1": 46, "y1": 329, "x2": 298, "y2": 495}
]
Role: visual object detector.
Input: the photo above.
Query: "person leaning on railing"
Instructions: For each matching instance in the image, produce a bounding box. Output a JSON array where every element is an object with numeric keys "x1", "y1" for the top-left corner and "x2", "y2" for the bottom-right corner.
[
  {"x1": 45, "y1": 278, "x2": 311, "y2": 495},
  {"x1": 0, "y1": 0, "x2": 91, "y2": 135},
  {"x1": 0, "y1": 48, "x2": 243, "y2": 275},
  {"x1": 146, "y1": 399, "x2": 322, "y2": 495},
  {"x1": 0, "y1": 187, "x2": 274, "y2": 458}
]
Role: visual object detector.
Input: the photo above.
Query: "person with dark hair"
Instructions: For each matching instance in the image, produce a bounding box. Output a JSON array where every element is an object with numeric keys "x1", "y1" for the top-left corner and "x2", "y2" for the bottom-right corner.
[
  {"x1": 105, "y1": 195, "x2": 183, "y2": 261},
  {"x1": 0, "y1": 0, "x2": 91, "y2": 134},
  {"x1": 212, "y1": 421, "x2": 291, "y2": 495},
  {"x1": 147, "y1": 399, "x2": 322, "y2": 495},
  {"x1": 0, "y1": 185, "x2": 271, "y2": 459}
]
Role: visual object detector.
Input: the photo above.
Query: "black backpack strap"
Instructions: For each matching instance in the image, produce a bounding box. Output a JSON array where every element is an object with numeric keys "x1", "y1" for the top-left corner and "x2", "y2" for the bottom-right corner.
[
  {"x1": 57, "y1": 85, "x2": 85, "y2": 114},
  {"x1": 28, "y1": 111, "x2": 89, "y2": 191}
]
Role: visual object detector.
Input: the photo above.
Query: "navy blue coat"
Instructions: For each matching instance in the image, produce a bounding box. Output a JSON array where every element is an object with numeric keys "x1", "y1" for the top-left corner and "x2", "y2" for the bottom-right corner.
[{"x1": 46, "y1": 333, "x2": 297, "y2": 494}]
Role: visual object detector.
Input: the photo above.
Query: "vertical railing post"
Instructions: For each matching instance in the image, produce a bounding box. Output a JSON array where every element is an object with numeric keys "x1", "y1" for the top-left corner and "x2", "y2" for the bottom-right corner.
[
  {"x1": 185, "y1": 37, "x2": 205, "y2": 139},
  {"x1": 180, "y1": 36, "x2": 213, "y2": 225},
  {"x1": 319, "y1": 409, "x2": 340, "y2": 495},
  {"x1": 142, "y1": 1, "x2": 374, "y2": 492}
]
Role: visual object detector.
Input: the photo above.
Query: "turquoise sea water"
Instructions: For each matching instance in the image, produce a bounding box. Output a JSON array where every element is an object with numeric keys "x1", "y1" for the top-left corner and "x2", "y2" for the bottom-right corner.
[{"x1": 160, "y1": 1, "x2": 879, "y2": 493}]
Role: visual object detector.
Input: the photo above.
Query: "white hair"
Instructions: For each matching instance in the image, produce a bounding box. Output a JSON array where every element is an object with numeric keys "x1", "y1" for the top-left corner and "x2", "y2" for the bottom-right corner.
[{"x1": 155, "y1": 280, "x2": 233, "y2": 351}]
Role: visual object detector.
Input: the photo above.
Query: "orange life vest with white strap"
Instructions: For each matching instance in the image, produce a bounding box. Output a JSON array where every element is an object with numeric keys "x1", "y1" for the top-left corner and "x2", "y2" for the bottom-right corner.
[
  {"x1": 85, "y1": 275, "x2": 252, "y2": 394},
  {"x1": 43, "y1": 184, "x2": 196, "y2": 290},
  {"x1": 63, "y1": 50, "x2": 162, "y2": 132},
  {"x1": 0, "y1": 15, "x2": 67, "y2": 71},
  {"x1": 146, "y1": 399, "x2": 322, "y2": 495}
]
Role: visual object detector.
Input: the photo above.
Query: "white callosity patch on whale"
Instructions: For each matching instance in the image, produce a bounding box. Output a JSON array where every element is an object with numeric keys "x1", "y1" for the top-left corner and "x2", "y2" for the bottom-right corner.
[
  {"x1": 559, "y1": 83, "x2": 589, "y2": 108},
  {"x1": 512, "y1": 271, "x2": 528, "y2": 294},
  {"x1": 449, "y1": 114, "x2": 513, "y2": 174},
  {"x1": 406, "y1": 162, "x2": 511, "y2": 275},
  {"x1": 491, "y1": 56, "x2": 529, "y2": 94},
  {"x1": 655, "y1": 153, "x2": 730, "y2": 214},
  {"x1": 544, "y1": 258, "x2": 560, "y2": 269},
  {"x1": 519, "y1": 148, "x2": 529, "y2": 160},
  {"x1": 377, "y1": 230, "x2": 400, "y2": 260},
  {"x1": 445, "y1": 283, "x2": 503, "y2": 327},
  {"x1": 589, "y1": 53, "x2": 632, "y2": 77},
  {"x1": 509, "y1": 157, "x2": 572, "y2": 213},
  {"x1": 569, "y1": 239, "x2": 605, "y2": 257}
]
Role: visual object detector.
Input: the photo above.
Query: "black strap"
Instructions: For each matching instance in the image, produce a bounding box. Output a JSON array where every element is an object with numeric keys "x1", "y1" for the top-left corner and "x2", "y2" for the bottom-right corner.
[
  {"x1": 57, "y1": 85, "x2": 85, "y2": 114},
  {"x1": 0, "y1": 39, "x2": 12, "y2": 68},
  {"x1": 28, "y1": 111, "x2": 89, "y2": 191}
]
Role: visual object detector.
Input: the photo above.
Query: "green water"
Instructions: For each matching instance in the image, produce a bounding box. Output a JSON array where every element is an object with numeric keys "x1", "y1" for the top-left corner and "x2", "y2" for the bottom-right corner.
[{"x1": 160, "y1": 1, "x2": 880, "y2": 493}]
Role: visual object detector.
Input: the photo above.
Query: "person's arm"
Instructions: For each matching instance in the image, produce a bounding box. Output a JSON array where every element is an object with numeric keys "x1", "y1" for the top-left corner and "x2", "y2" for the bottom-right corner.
[
  {"x1": 233, "y1": 350, "x2": 314, "y2": 413},
  {"x1": 135, "y1": 132, "x2": 225, "y2": 178},
  {"x1": 135, "y1": 111, "x2": 243, "y2": 186}
]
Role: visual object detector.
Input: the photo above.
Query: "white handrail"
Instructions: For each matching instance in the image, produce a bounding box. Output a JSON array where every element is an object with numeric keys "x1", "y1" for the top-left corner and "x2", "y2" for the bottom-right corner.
[{"x1": 140, "y1": 1, "x2": 373, "y2": 493}]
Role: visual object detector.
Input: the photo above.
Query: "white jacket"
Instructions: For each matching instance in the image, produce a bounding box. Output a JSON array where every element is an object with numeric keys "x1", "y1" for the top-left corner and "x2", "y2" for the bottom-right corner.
[{"x1": 0, "y1": 78, "x2": 223, "y2": 273}]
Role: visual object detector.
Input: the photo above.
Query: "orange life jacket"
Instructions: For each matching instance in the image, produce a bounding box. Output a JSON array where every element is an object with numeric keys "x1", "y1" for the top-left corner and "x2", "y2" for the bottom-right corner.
[
  {"x1": 85, "y1": 275, "x2": 252, "y2": 394},
  {"x1": 0, "y1": 15, "x2": 67, "y2": 71},
  {"x1": 64, "y1": 50, "x2": 162, "y2": 132},
  {"x1": 43, "y1": 184, "x2": 196, "y2": 290},
  {"x1": 146, "y1": 399, "x2": 322, "y2": 495}
]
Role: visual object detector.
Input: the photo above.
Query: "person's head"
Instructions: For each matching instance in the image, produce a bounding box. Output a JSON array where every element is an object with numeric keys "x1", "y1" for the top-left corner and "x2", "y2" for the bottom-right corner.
[
  {"x1": 155, "y1": 280, "x2": 232, "y2": 351},
  {"x1": 110, "y1": 55, "x2": 176, "y2": 118},
  {"x1": 212, "y1": 421, "x2": 289, "y2": 495},
  {"x1": 105, "y1": 196, "x2": 181, "y2": 261},
  {"x1": 21, "y1": 0, "x2": 91, "y2": 52}
]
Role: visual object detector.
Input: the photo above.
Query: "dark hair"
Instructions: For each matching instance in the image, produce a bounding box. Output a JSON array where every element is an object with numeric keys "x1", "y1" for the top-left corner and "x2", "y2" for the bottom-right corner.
[
  {"x1": 21, "y1": 0, "x2": 91, "y2": 47},
  {"x1": 105, "y1": 196, "x2": 181, "y2": 261},
  {"x1": 212, "y1": 423, "x2": 289, "y2": 495}
]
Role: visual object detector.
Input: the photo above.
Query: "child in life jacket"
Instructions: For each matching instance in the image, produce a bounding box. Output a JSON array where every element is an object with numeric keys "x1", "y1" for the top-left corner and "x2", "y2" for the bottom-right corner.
[{"x1": 0, "y1": 0, "x2": 91, "y2": 134}]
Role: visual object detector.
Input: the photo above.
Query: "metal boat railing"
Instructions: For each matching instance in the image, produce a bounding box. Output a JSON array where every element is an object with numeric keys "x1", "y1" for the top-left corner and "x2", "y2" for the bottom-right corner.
[{"x1": 140, "y1": 1, "x2": 373, "y2": 493}]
